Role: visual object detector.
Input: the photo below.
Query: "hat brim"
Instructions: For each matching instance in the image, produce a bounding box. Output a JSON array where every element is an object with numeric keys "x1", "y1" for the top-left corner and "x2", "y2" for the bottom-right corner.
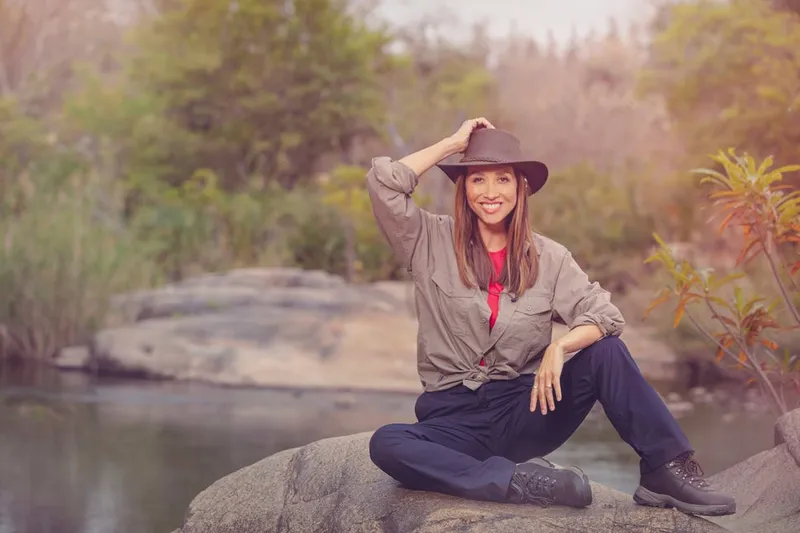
[{"x1": 436, "y1": 160, "x2": 549, "y2": 196}]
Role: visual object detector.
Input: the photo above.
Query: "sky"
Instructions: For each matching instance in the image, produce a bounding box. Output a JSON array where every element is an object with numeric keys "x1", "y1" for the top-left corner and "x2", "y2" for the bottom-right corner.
[
  {"x1": 372, "y1": 0, "x2": 657, "y2": 44},
  {"x1": 105, "y1": 1, "x2": 658, "y2": 45}
]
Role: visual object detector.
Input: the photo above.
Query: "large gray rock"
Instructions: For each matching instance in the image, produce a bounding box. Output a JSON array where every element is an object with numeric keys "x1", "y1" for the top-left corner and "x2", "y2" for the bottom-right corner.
[
  {"x1": 55, "y1": 268, "x2": 423, "y2": 392},
  {"x1": 54, "y1": 267, "x2": 679, "y2": 392},
  {"x1": 705, "y1": 407, "x2": 800, "y2": 533},
  {"x1": 172, "y1": 408, "x2": 800, "y2": 533},
  {"x1": 172, "y1": 432, "x2": 726, "y2": 533}
]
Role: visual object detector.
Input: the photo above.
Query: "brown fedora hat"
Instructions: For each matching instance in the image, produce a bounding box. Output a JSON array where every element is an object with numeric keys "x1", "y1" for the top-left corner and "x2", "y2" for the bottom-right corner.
[{"x1": 436, "y1": 128, "x2": 548, "y2": 195}]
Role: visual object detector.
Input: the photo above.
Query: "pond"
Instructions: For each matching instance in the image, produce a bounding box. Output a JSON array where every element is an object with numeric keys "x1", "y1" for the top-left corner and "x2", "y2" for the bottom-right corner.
[{"x1": 0, "y1": 362, "x2": 776, "y2": 533}]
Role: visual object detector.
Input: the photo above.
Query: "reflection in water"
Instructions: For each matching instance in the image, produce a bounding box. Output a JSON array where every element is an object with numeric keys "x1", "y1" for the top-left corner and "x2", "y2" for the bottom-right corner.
[{"x1": 0, "y1": 362, "x2": 775, "y2": 533}]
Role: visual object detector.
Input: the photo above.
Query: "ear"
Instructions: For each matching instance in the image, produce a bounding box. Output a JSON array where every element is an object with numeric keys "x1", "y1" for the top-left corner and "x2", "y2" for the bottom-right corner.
[{"x1": 518, "y1": 172, "x2": 529, "y2": 192}]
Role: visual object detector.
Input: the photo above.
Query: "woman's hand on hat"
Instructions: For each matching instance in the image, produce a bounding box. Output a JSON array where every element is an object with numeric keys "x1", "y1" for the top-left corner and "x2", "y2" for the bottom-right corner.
[{"x1": 448, "y1": 117, "x2": 495, "y2": 153}]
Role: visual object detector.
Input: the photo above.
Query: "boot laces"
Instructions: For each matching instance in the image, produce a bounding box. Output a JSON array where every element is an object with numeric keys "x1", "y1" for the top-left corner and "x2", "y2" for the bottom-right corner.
[
  {"x1": 523, "y1": 473, "x2": 558, "y2": 506},
  {"x1": 668, "y1": 453, "x2": 710, "y2": 489}
]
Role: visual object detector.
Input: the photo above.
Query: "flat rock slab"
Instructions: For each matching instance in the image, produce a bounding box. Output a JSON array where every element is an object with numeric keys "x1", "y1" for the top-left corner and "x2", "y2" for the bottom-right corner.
[
  {"x1": 56, "y1": 268, "x2": 681, "y2": 393},
  {"x1": 87, "y1": 306, "x2": 422, "y2": 392}
]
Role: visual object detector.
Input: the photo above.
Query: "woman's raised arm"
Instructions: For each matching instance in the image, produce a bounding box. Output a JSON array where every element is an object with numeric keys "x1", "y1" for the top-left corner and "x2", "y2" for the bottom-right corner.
[{"x1": 366, "y1": 118, "x2": 494, "y2": 270}]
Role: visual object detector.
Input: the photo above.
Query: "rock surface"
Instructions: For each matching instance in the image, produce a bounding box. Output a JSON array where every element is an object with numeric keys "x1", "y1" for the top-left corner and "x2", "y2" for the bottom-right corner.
[
  {"x1": 172, "y1": 408, "x2": 800, "y2": 533},
  {"x1": 56, "y1": 268, "x2": 423, "y2": 392},
  {"x1": 54, "y1": 267, "x2": 680, "y2": 392},
  {"x1": 171, "y1": 434, "x2": 721, "y2": 533},
  {"x1": 705, "y1": 407, "x2": 800, "y2": 533}
]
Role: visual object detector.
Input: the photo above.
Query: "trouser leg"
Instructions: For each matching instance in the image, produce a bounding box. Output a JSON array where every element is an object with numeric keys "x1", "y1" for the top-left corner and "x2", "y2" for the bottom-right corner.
[
  {"x1": 369, "y1": 384, "x2": 520, "y2": 502},
  {"x1": 504, "y1": 336, "x2": 692, "y2": 474},
  {"x1": 369, "y1": 421, "x2": 516, "y2": 501}
]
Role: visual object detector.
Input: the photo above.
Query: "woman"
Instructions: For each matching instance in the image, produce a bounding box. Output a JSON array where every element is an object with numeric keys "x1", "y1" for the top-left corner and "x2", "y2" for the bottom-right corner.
[{"x1": 365, "y1": 118, "x2": 736, "y2": 516}]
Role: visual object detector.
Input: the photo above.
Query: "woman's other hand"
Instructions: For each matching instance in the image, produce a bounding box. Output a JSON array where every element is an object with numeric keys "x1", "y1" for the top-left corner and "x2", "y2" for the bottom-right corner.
[{"x1": 530, "y1": 341, "x2": 565, "y2": 415}]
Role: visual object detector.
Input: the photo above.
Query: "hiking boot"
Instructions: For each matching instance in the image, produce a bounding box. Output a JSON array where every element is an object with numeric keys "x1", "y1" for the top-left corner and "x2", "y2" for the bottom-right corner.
[
  {"x1": 633, "y1": 452, "x2": 736, "y2": 516},
  {"x1": 507, "y1": 457, "x2": 592, "y2": 508}
]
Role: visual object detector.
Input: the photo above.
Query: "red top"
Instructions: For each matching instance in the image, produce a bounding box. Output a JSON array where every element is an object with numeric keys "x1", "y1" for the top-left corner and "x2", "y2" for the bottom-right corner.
[
  {"x1": 487, "y1": 248, "x2": 506, "y2": 329},
  {"x1": 481, "y1": 247, "x2": 506, "y2": 367}
]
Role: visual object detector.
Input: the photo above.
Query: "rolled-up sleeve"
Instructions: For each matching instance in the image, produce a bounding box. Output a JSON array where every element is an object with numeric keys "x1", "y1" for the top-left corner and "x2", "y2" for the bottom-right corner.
[
  {"x1": 366, "y1": 156, "x2": 427, "y2": 270},
  {"x1": 552, "y1": 250, "x2": 625, "y2": 336}
]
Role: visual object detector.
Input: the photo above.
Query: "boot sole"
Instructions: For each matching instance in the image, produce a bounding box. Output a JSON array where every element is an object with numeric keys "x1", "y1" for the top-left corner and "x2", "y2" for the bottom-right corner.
[
  {"x1": 633, "y1": 485, "x2": 736, "y2": 516},
  {"x1": 529, "y1": 458, "x2": 593, "y2": 508}
]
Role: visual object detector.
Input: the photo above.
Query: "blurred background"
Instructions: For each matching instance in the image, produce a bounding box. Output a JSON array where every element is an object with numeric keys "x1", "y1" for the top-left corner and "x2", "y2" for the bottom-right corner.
[{"x1": 0, "y1": 1, "x2": 799, "y2": 532}]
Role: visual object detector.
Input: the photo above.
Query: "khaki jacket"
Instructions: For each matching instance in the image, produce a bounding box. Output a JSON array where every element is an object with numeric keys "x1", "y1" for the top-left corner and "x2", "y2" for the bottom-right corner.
[{"x1": 366, "y1": 157, "x2": 625, "y2": 392}]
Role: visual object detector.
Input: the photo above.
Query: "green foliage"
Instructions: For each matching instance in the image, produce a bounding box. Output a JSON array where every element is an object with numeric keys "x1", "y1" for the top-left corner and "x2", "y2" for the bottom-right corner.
[
  {"x1": 642, "y1": 0, "x2": 800, "y2": 174},
  {"x1": 0, "y1": 96, "x2": 47, "y2": 177},
  {"x1": 127, "y1": 169, "x2": 335, "y2": 279},
  {"x1": 62, "y1": 66, "x2": 188, "y2": 187},
  {"x1": 530, "y1": 163, "x2": 656, "y2": 283},
  {"x1": 319, "y1": 164, "x2": 404, "y2": 281},
  {"x1": 127, "y1": 170, "x2": 226, "y2": 280},
  {"x1": 120, "y1": 162, "x2": 404, "y2": 283},
  {"x1": 119, "y1": 0, "x2": 390, "y2": 190},
  {"x1": 0, "y1": 176, "x2": 157, "y2": 361},
  {"x1": 50, "y1": 0, "x2": 499, "y2": 287}
]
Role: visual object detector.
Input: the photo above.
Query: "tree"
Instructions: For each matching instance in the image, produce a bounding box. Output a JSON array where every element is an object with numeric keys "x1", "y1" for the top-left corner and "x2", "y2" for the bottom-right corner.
[
  {"x1": 118, "y1": 0, "x2": 391, "y2": 191},
  {"x1": 494, "y1": 27, "x2": 677, "y2": 177},
  {"x1": 641, "y1": 0, "x2": 800, "y2": 181},
  {"x1": 0, "y1": 0, "x2": 121, "y2": 104},
  {"x1": 772, "y1": 0, "x2": 800, "y2": 15}
]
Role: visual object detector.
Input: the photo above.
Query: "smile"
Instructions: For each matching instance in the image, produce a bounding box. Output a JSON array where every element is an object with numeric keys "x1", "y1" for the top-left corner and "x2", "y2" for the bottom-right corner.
[{"x1": 480, "y1": 202, "x2": 502, "y2": 214}]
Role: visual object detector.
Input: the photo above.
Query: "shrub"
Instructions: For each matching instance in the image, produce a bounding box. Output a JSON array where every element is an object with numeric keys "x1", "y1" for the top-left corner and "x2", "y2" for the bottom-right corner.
[
  {"x1": 531, "y1": 163, "x2": 657, "y2": 287},
  {"x1": 0, "y1": 175, "x2": 157, "y2": 360},
  {"x1": 645, "y1": 149, "x2": 800, "y2": 414}
]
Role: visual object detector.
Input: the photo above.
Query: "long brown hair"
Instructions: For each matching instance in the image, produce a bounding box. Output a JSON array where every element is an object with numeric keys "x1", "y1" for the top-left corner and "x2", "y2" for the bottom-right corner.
[{"x1": 453, "y1": 170, "x2": 539, "y2": 297}]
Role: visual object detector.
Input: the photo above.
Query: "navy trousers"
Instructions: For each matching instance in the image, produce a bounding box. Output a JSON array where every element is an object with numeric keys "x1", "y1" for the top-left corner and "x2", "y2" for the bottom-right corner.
[{"x1": 369, "y1": 336, "x2": 692, "y2": 502}]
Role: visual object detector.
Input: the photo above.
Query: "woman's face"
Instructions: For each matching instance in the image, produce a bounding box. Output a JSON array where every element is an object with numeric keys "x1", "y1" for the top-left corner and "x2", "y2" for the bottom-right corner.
[{"x1": 464, "y1": 164, "x2": 519, "y2": 227}]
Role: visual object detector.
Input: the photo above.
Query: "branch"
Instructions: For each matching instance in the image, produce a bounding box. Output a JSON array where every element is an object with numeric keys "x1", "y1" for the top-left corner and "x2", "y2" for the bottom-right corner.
[
  {"x1": 683, "y1": 310, "x2": 777, "y2": 413},
  {"x1": 761, "y1": 345, "x2": 783, "y2": 368},
  {"x1": 703, "y1": 298, "x2": 787, "y2": 413},
  {"x1": 22, "y1": 0, "x2": 71, "y2": 85},
  {"x1": 776, "y1": 245, "x2": 800, "y2": 294},
  {"x1": 780, "y1": 367, "x2": 787, "y2": 410},
  {"x1": 0, "y1": 0, "x2": 28, "y2": 95},
  {"x1": 3, "y1": 1, "x2": 31, "y2": 60},
  {"x1": 685, "y1": 310, "x2": 744, "y2": 364},
  {"x1": 761, "y1": 234, "x2": 800, "y2": 326},
  {"x1": 0, "y1": 58, "x2": 11, "y2": 96}
]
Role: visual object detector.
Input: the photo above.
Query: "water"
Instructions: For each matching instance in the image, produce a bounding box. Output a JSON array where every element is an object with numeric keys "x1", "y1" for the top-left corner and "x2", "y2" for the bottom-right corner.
[{"x1": 0, "y1": 363, "x2": 776, "y2": 533}]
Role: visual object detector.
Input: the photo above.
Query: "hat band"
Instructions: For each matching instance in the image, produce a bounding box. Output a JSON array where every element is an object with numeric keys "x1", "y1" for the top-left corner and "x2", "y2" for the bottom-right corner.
[{"x1": 459, "y1": 155, "x2": 515, "y2": 164}]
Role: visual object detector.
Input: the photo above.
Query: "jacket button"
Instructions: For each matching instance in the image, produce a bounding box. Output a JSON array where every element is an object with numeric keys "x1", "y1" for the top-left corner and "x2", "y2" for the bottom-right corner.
[{"x1": 526, "y1": 305, "x2": 532, "y2": 311}]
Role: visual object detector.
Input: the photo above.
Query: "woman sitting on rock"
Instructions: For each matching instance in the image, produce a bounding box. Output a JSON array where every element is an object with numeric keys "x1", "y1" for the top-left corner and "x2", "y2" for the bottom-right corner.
[{"x1": 365, "y1": 118, "x2": 736, "y2": 516}]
